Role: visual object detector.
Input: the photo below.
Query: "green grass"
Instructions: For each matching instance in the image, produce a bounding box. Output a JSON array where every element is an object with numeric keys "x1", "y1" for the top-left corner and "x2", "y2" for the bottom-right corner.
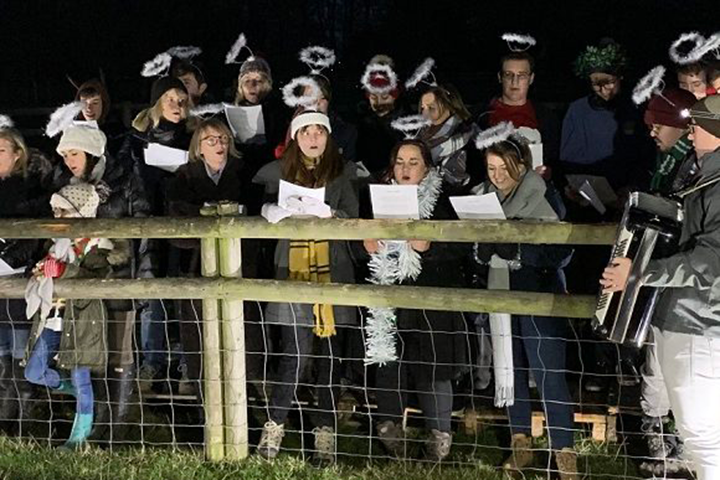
[{"x1": 0, "y1": 433, "x2": 639, "y2": 480}]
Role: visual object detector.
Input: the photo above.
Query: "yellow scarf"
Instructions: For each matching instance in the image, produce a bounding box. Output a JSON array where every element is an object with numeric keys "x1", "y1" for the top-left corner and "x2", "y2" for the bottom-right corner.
[{"x1": 287, "y1": 155, "x2": 336, "y2": 337}]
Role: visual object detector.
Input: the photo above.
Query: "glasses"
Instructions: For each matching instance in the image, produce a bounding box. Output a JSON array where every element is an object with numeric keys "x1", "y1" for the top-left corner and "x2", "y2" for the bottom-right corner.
[
  {"x1": 201, "y1": 135, "x2": 230, "y2": 146},
  {"x1": 591, "y1": 79, "x2": 618, "y2": 90},
  {"x1": 501, "y1": 71, "x2": 531, "y2": 82}
]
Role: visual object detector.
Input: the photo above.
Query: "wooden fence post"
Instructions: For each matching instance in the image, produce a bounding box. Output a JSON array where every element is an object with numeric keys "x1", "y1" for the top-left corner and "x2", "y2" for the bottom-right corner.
[
  {"x1": 218, "y1": 208, "x2": 249, "y2": 459},
  {"x1": 201, "y1": 236, "x2": 225, "y2": 461}
]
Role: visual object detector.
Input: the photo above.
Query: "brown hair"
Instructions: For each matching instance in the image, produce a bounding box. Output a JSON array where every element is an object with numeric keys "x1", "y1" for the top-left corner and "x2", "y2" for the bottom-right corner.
[
  {"x1": 419, "y1": 85, "x2": 471, "y2": 122},
  {"x1": 676, "y1": 62, "x2": 707, "y2": 77},
  {"x1": 188, "y1": 118, "x2": 239, "y2": 162},
  {"x1": 382, "y1": 139, "x2": 434, "y2": 183},
  {"x1": 0, "y1": 129, "x2": 29, "y2": 177},
  {"x1": 500, "y1": 51, "x2": 536, "y2": 73},
  {"x1": 485, "y1": 137, "x2": 531, "y2": 182},
  {"x1": 234, "y1": 71, "x2": 273, "y2": 105},
  {"x1": 75, "y1": 78, "x2": 111, "y2": 124},
  {"x1": 281, "y1": 126, "x2": 344, "y2": 188}
]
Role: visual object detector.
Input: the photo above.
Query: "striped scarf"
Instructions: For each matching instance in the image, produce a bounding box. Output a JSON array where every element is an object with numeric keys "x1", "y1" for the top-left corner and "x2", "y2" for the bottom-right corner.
[
  {"x1": 287, "y1": 155, "x2": 335, "y2": 337},
  {"x1": 650, "y1": 133, "x2": 693, "y2": 194}
]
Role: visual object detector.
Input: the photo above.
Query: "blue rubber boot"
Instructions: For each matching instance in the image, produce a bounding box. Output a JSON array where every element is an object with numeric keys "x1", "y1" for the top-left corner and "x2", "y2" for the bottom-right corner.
[
  {"x1": 54, "y1": 379, "x2": 77, "y2": 397},
  {"x1": 59, "y1": 412, "x2": 93, "y2": 451}
]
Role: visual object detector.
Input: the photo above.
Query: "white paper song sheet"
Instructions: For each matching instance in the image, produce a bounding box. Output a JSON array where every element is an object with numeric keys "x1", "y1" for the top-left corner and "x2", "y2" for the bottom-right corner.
[
  {"x1": 369, "y1": 184, "x2": 419, "y2": 219},
  {"x1": 278, "y1": 180, "x2": 326, "y2": 209},
  {"x1": 224, "y1": 104, "x2": 265, "y2": 143},
  {"x1": 144, "y1": 143, "x2": 189, "y2": 173},
  {"x1": 0, "y1": 258, "x2": 24, "y2": 277},
  {"x1": 449, "y1": 193, "x2": 506, "y2": 220}
]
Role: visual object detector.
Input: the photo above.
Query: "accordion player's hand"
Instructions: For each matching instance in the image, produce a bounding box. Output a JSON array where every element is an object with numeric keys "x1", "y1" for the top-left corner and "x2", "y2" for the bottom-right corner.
[{"x1": 600, "y1": 257, "x2": 632, "y2": 292}]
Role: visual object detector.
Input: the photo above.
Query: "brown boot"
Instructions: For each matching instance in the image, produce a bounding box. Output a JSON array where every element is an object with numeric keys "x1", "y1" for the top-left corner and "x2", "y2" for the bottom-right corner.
[
  {"x1": 555, "y1": 448, "x2": 579, "y2": 480},
  {"x1": 502, "y1": 433, "x2": 534, "y2": 475}
]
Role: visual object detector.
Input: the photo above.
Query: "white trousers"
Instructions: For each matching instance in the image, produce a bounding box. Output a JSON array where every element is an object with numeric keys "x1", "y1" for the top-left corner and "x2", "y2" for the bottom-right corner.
[
  {"x1": 655, "y1": 327, "x2": 720, "y2": 480},
  {"x1": 641, "y1": 329, "x2": 672, "y2": 418}
]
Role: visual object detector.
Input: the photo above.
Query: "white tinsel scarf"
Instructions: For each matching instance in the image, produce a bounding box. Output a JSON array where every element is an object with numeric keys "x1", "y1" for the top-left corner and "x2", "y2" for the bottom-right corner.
[{"x1": 364, "y1": 169, "x2": 443, "y2": 365}]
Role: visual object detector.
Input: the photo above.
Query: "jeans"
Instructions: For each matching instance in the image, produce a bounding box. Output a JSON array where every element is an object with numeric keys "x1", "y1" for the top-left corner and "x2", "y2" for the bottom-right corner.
[
  {"x1": 24, "y1": 328, "x2": 94, "y2": 414},
  {"x1": 140, "y1": 299, "x2": 168, "y2": 369},
  {"x1": 266, "y1": 323, "x2": 343, "y2": 428},
  {"x1": 0, "y1": 326, "x2": 30, "y2": 360},
  {"x1": 507, "y1": 315, "x2": 574, "y2": 449},
  {"x1": 655, "y1": 327, "x2": 720, "y2": 480}
]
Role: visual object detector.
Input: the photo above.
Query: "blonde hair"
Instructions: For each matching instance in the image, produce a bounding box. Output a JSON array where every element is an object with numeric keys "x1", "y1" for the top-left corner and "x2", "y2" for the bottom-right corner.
[
  {"x1": 188, "y1": 118, "x2": 239, "y2": 162},
  {"x1": 0, "y1": 129, "x2": 29, "y2": 177},
  {"x1": 132, "y1": 88, "x2": 190, "y2": 132},
  {"x1": 234, "y1": 72, "x2": 273, "y2": 105}
]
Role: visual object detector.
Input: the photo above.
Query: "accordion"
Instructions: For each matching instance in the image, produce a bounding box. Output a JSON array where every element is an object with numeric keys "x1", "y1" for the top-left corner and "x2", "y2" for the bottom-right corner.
[{"x1": 592, "y1": 192, "x2": 683, "y2": 348}]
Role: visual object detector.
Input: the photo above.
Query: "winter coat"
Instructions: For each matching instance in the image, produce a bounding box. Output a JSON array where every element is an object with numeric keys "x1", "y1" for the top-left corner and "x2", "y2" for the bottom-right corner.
[
  {"x1": 166, "y1": 155, "x2": 260, "y2": 277},
  {"x1": 117, "y1": 118, "x2": 192, "y2": 216},
  {"x1": 27, "y1": 239, "x2": 131, "y2": 372},
  {"x1": 329, "y1": 111, "x2": 358, "y2": 163},
  {"x1": 0, "y1": 159, "x2": 52, "y2": 328},
  {"x1": 354, "y1": 102, "x2": 406, "y2": 176},
  {"x1": 395, "y1": 194, "x2": 470, "y2": 381},
  {"x1": 645, "y1": 149, "x2": 720, "y2": 338},
  {"x1": 252, "y1": 159, "x2": 359, "y2": 326}
]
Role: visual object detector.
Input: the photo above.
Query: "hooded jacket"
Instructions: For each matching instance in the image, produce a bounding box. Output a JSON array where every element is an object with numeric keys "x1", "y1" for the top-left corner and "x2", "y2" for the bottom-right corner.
[{"x1": 645, "y1": 149, "x2": 720, "y2": 338}]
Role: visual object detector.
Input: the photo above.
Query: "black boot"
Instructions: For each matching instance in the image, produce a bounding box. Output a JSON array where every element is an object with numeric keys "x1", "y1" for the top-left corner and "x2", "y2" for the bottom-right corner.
[
  {"x1": 87, "y1": 376, "x2": 112, "y2": 444},
  {"x1": 13, "y1": 359, "x2": 36, "y2": 437},
  {"x1": 0, "y1": 355, "x2": 16, "y2": 433},
  {"x1": 108, "y1": 365, "x2": 136, "y2": 445}
]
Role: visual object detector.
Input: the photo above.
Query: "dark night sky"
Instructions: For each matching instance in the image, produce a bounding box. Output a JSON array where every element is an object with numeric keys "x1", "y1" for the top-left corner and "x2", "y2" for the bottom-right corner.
[{"x1": 0, "y1": 0, "x2": 717, "y2": 114}]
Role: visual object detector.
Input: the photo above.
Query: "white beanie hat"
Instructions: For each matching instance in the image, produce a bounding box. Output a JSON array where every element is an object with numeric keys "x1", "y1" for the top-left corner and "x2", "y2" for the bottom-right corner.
[
  {"x1": 290, "y1": 111, "x2": 332, "y2": 140},
  {"x1": 56, "y1": 125, "x2": 107, "y2": 157},
  {"x1": 50, "y1": 183, "x2": 100, "y2": 218}
]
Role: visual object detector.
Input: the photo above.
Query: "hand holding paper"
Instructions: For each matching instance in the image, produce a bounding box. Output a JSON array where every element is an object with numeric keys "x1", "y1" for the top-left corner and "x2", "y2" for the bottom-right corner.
[{"x1": 261, "y1": 203, "x2": 293, "y2": 224}]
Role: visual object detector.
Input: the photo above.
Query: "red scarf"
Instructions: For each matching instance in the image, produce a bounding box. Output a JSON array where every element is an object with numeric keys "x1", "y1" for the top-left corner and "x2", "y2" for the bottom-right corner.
[{"x1": 488, "y1": 98, "x2": 538, "y2": 129}]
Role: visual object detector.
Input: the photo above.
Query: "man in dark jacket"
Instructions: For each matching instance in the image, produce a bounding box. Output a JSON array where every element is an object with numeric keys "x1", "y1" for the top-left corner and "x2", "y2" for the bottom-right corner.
[{"x1": 602, "y1": 95, "x2": 720, "y2": 480}]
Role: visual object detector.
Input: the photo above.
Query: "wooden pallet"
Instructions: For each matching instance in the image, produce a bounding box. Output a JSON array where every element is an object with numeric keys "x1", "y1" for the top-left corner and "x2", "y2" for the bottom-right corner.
[{"x1": 459, "y1": 408, "x2": 617, "y2": 443}]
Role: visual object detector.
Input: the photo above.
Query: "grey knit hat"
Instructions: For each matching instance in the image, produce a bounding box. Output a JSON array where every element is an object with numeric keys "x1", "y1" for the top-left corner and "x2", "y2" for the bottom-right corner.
[
  {"x1": 56, "y1": 125, "x2": 107, "y2": 157},
  {"x1": 690, "y1": 95, "x2": 720, "y2": 139},
  {"x1": 239, "y1": 56, "x2": 272, "y2": 83}
]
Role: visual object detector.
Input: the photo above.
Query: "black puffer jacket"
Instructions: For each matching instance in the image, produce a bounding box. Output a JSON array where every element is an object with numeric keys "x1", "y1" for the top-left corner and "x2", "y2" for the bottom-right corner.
[{"x1": 117, "y1": 118, "x2": 192, "y2": 216}]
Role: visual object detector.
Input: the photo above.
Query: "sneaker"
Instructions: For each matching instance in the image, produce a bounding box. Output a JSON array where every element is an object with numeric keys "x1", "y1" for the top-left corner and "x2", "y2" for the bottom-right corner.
[
  {"x1": 376, "y1": 420, "x2": 405, "y2": 457},
  {"x1": 257, "y1": 421, "x2": 285, "y2": 459},
  {"x1": 424, "y1": 429, "x2": 452, "y2": 462},
  {"x1": 502, "y1": 433, "x2": 534, "y2": 473},
  {"x1": 312, "y1": 426, "x2": 336, "y2": 465}
]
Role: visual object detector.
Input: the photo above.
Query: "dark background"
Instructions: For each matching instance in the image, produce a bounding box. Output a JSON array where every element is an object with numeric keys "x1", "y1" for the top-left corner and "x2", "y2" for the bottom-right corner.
[{"x1": 0, "y1": 0, "x2": 716, "y2": 116}]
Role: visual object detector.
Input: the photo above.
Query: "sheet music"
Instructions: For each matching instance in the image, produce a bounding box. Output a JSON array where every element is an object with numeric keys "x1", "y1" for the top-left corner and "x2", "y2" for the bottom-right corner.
[
  {"x1": 0, "y1": 258, "x2": 24, "y2": 277},
  {"x1": 278, "y1": 180, "x2": 326, "y2": 209},
  {"x1": 566, "y1": 174, "x2": 618, "y2": 205},
  {"x1": 144, "y1": 143, "x2": 189, "y2": 173},
  {"x1": 578, "y1": 180, "x2": 607, "y2": 215},
  {"x1": 369, "y1": 184, "x2": 419, "y2": 219},
  {"x1": 224, "y1": 104, "x2": 265, "y2": 143},
  {"x1": 449, "y1": 193, "x2": 507, "y2": 220}
]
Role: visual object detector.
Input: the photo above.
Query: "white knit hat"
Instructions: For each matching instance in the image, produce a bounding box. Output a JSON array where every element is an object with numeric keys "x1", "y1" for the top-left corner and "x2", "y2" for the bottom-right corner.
[
  {"x1": 56, "y1": 125, "x2": 107, "y2": 157},
  {"x1": 290, "y1": 111, "x2": 332, "y2": 140},
  {"x1": 50, "y1": 183, "x2": 100, "y2": 218}
]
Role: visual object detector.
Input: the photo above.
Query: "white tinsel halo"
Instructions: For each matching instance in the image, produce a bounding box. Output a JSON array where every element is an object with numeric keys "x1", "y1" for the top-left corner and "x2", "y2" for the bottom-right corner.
[
  {"x1": 475, "y1": 121, "x2": 516, "y2": 150},
  {"x1": 669, "y1": 32, "x2": 708, "y2": 65},
  {"x1": 225, "y1": 33, "x2": 253, "y2": 65},
  {"x1": 141, "y1": 52, "x2": 173, "y2": 77},
  {"x1": 697, "y1": 32, "x2": 720, "y2": 60},
  {"x1": 46, "y1": 101, "x2": 84, "y2": 138},
  {"x1": 501, "y1": 33, "x2": 537, "y2": 52},
  {"x1": 0, "y1": 115, "x2": 14, "y2": 130},
  {"x1": 391, "y1": 114, "x2": 432, "y2": 139},
  {"x1": 166, "y1": 45, "x2": 202, "y2": 59},
  {"x1": 632, "y1": 65, "x2": 666, "y2": 105},
  {"x1": 405, "y1": 58, "x2": 437, "y2": 90},
  {"x1": 360, "y1": 62, "x2": 398, "y2": 95},
  {"x1": 299, "y1": 46, "x2": 336, "y2": 74},
  {"x1": 281, "y1": 76, "x2": 322, "y2": 108},
  {"x1": 189, "y1": 103, "x2": 225, "y2": 118},
  {"x1": 363, "y1": 168, "x2": 443, "y2": 366}
]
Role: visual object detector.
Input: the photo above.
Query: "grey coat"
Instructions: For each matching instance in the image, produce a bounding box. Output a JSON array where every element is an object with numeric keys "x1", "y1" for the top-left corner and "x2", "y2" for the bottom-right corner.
[
  {"x1": 253, "y1": 160, "x2": 359, "y2": 326},
  {"x1": 645, "y1": 149, "x2": 720, "y2": 338}
]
